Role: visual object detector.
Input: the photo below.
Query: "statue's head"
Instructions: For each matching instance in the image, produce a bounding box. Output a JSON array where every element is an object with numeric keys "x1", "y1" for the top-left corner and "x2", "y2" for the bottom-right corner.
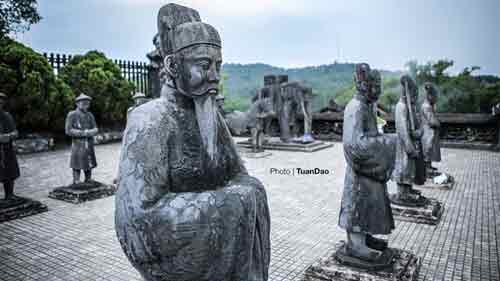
[
  {"x1": 0, "y1": 92, "x2": 7, "y2": 110},
  {"x1": 75, "y1": 93, "x2": 92, "y2": 112},
  {"x1": 400, "y1": 75, "x2": 418, "y2": 105},
  {"x1": 132, "y1": 92, "x2": 148, "y2": 107},
  {"x1": 158, "y1": 4, "x2": 221, "y2": 99},
  {"x1": 157, "y1": 3, "x2": 223, "y2": 160},
  {"x1": 424, "y1": 82, "x2": 438, "y2": 105},
  {"x1": 354, "y1": 63, "x2": 380, "y2": 103},
  {"x1": 264, "y1": 75, "x2": 277, "y2": 86}
]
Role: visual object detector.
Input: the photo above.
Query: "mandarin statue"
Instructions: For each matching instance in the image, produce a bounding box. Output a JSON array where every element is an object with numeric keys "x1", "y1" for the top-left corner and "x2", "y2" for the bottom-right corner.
[
  {"x1": 339, "y1": 63, "x2": 397, "y2": 263},
  {"x1": 421, "y1": 83, "x2": 441, "y2": 176},
  {"x1": 65, "y1": 93, "x2": 99, "y2": 184},
  {"x1": 115, "y1": 4, "x2": 271, "y2": 281},
  {"x1": 391, "y1": 75, "x2": 428, "y2": 206},
  {"x1": 0, "y1": 93, "x2": 20, "y2": 200}
]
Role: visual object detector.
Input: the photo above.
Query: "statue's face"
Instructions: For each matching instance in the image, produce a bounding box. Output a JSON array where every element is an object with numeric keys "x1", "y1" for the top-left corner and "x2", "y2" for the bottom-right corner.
[
  {"x1": 77, "y1": 100, "x2": 90, "y2": 111},
  {"x1": 366, "y1": 76, "x2": 381, "y2": 103},
  {"x1": 175, "y1": 45, "x2": 222, "y2": 98}
]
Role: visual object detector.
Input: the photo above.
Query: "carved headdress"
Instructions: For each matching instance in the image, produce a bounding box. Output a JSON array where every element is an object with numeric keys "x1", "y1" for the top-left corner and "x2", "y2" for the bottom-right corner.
[{"x1": 157, "y1": 3, "x2": 221, "y2": 57}]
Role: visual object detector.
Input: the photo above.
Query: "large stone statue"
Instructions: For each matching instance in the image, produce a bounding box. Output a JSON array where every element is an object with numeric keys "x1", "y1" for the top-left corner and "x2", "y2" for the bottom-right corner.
[
  {"x1": 65, "y1": 93, "x2": 98, "y2": 184},
  {"x1": 339, "y1": 63, "x2": 396, "y2": 263},
  {"x1": 391, "y1": 75, "x2": 427, "y2": 206},
  {"x1": 0, "y1": 92, "x2": 20, "y2": 200},
  {"x1": 421, "y1": 82, "x2": 441, "y2": 175},
  {"x1": 115, "y1": 4, "x2": 271, "y2": 281},
  {"x1": 0, "y1": 92, "x2": 47, "y2": 221}
]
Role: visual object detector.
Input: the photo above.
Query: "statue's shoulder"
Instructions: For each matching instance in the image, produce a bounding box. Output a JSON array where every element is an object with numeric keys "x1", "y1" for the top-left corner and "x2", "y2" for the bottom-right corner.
[
  {"x1": 126, "y1": 98, "x2": 177, "y2": 136},
  {"x1": 65, "y1": 110, "x2": 78, "y2": 119},
  {"x1": 344, "y1": 97, "x2": 363, "y2": 114}
]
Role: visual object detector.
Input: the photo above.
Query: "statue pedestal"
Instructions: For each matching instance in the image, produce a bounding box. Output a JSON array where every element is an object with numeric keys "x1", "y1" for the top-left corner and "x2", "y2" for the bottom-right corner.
[
  {"x1": 417, "y1": 174, "x2": 455, "y2": 190},
  {"x1": 0, "y1": 197, "x2": 48, "y2": 223},
  {"x1": 238, "y1": 148, "x2": 272, "y2": 159},
  {"x1": 390, "y1": 197, "x2": 444, "y2": 225},
  {"x1": 49, "y1": 181, "x2": 116, "y2": 204},
  {"x1": 237, "y1": 137, "x2": 333, "y2": 153},
  {"x1": 302, "y1": 241, "x2": 421, "y2": 281}
]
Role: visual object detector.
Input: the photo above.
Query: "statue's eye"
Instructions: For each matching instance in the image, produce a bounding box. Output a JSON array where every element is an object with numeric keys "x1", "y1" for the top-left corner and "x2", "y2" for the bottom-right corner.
[{"x1": 197, "y1": 60, "x2": 210, "y2": 70}]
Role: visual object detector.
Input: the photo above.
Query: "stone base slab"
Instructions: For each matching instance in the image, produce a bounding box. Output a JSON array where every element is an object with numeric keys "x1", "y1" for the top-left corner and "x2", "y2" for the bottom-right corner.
[
  {"x1": 391, "y1": 198, "x2": 444, "y2": 225},
  {"x1": 49, "y1": 181, "x2": 116, "y2": 204},
  {"x1": 238, "y1": 148, "x2": 272, "y2": 159},
  {"x1": 0, "y1": 197, "x2": 48, "y2": 223},
  {"x1": 417, "y1": 176, "x2": 455, "y2": 190},
  {"x1": 237, "y1": 137, "x2": 333, "y2": 152},
  {"x1": 302, "y1": 241, "x2": 421, "y2": 281}
]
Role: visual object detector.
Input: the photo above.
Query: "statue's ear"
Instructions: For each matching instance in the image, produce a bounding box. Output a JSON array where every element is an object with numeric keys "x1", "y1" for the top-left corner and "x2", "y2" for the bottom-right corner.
[{"x1": 164, "y1": 55, "x2": 179, "y2": 79}]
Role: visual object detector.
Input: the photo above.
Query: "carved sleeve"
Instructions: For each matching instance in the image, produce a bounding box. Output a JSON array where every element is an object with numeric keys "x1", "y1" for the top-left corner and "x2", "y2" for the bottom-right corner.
[
  {"x1": 65, "y1": 112, "x2": 86, "y2": 137},
  {"x1": 118, "y1": 110, "x2": 171, "y2": 208}
]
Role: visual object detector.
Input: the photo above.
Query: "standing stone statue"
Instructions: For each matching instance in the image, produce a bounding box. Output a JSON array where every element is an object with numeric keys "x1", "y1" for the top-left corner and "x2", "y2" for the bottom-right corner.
[
  {"x1": 0, "y1": 93, "x2": 20, "y2": 200},
  {"x1": 127, "y1": 92, "x2": 148, "y2": 116},
  {"x1": 391, "y1": 75, "x2": 427, "y2": 206},
  {"x1": 421, "y1": 83, "x2": 441, "y2": 175},
  {"x1": 339, "y1": 63, "x2": 396, "y2": 263},
  {"x1": 65, "y1": 93, "x2": 98, "y2": 184},
  {"x1": 115, "y1": 4, "x2": 270, "y2": 281}
]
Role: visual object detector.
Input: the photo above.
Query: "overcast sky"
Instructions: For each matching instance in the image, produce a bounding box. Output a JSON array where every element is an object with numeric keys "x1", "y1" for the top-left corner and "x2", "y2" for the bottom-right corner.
[{"x1": 17, "y1": 0, "x2": 500, "y2": 75}]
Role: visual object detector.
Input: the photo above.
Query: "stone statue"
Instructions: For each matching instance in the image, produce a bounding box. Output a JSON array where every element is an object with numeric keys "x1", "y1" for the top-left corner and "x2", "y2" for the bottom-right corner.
[
  {"x1": 115, "y1": 4, "x2": 271, "y2": 281},
  {"x1": 339, "y1": 63, "x2": 396, "y2": 263},
  {"x1": 278, "y1": 79, "x2": 314, "y2": 143},
  {"x1": 253, "y1": 75, "x2": 280, "y2": 137},
  {"x1": 421, "y1": 83, "x2": 441, "y2": 176},
  {"x1": 0, "y1": 92, "x2": 20, "y2": 200},
  {"x1": 146, "y1": 34, "x2": 163, "y2": 98},
  {"x1": 127, "y1": 92, "x2": 148, "y2": 116},
  {"x1": 65, "y1": 93, "x2": 98, "y2": 184},
  {"x1": 391, "y1": 75, "x2": 427, "y2": 206},
  {"x1": 215, "y1": 94, "x2": 227, "y2": 116}
]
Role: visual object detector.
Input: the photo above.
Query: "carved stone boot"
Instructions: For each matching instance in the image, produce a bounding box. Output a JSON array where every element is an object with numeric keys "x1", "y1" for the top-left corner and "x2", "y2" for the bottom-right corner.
[{"x1": 346, "y1": 232, "x2": 383, "y2": 261}]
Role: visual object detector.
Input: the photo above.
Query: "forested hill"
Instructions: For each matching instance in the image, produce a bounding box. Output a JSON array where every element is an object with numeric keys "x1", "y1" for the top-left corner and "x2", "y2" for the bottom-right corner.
[{"x1": 221, "y1": 62, "x2": 401, "y2": 111}]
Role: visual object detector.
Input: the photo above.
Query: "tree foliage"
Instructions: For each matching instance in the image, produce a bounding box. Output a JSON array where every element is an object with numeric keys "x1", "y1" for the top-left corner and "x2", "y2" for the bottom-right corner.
[
  {"x1": 58, "y1": 51, "x2": 135, "y2": 127},
  {"x1": 0, "y1": 37, "x2": 74, "y2": 132},
  {"x1": 0, "y1": 0, "x2": 41, "y2": 38}
]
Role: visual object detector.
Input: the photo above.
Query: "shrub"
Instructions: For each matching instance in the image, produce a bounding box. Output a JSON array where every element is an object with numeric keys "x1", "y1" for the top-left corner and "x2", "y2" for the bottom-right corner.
[
  {"x1": 0, "y1": 38, "x2": 74, "y2": 133},
  {"x1": 58, "y1": 51, "x2": 134, "y2": 127}
]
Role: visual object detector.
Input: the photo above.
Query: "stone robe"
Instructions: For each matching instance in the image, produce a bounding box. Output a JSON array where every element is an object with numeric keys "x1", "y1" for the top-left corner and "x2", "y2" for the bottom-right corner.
[
  {"x1": 115, "y1": 92, "x2": 271, "y2": 281},
  {"x1": 339, "y1": 94, "x2": 396, "y2": 235},
  {"x1": 0, "y1": 111, "x2": 20, "y2": 182},
  {"x1": 392, "y1": 100, "x2": 418, "y2": 185},
  {"x1": 420, "y1": 100, "x2": 441, "y2": 162},
  {"x1": 65, "y1": 109, "x2": 97, "y2": 171}
]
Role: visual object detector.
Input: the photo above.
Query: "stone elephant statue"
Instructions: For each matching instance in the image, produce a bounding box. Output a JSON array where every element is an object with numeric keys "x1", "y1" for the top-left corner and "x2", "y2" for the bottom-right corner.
[{"x1": 278, "y1": 81, "x2": 314, "y2": 143}]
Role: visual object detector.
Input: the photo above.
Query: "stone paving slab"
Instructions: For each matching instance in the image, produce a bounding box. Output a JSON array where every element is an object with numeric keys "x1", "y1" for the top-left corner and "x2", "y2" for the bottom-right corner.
[{"x1": 0, "y1": 138, "x2": 499, "y2": 281}]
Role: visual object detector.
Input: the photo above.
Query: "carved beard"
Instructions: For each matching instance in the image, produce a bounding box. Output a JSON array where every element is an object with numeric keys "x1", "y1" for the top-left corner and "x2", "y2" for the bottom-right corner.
[{"x1": 193, "y1": 95, "x2": 218, "y2": 161}]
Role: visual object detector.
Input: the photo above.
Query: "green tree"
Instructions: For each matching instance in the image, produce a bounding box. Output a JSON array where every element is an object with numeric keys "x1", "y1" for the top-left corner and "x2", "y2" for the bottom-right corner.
[
  {"x1": 59, "y1": 51, "x2": 134, "y2": 127},
  {"x1": 0, "y1": 0, "x2": 41, "y2": 38},
  {"x1": 0, "y1": 37, "x2": 74, "y2": 132}
]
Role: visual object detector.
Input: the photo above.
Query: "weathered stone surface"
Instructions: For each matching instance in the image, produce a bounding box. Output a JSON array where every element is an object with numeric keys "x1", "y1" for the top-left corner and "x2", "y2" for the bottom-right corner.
[
  {"x1": 238, "y1": 147, "x2": 272, "y2": 158},
  {"x1": 237, "y1": 137, "x2": 333, "y2": 152},
  {"x1": 0, "y1": 196, "x2": 48, "y2": 223},
  {"x1": 49, "y1": 180, "x2": 116, "y2": 204},
  {"x1": 390, "y1": 198, "x2": 444, "y2": 225},
  {"x1": 302, "y1": 242, "x2": 421, "y2": 281}
]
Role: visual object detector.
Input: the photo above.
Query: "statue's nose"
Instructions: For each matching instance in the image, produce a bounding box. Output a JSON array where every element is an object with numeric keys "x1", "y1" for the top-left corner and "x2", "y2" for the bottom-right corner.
[{"x1": 207, "y1": 65, "x2": 220, "y2": 83}]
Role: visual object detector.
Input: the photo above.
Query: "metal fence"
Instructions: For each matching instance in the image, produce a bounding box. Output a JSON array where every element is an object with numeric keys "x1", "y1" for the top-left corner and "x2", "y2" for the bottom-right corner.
[{"x1": 43, "y1": 52, "x2": 151, "y2": 95}]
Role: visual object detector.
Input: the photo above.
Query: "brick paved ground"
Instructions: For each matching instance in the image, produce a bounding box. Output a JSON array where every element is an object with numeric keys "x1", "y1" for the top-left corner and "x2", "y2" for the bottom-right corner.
[{"x1": 0, "y1": 139, "x2": 499, "y2": 281}]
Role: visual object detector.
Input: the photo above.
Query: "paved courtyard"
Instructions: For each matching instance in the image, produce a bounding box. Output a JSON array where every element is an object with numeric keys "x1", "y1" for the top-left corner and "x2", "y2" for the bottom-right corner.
[{"x1": 0, "y1": 138, "x2": 499, "y2": 281}]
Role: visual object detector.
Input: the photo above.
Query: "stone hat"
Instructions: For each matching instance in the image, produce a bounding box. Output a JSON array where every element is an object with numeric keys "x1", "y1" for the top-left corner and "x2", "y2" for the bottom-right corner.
[
  {"x1": 157, "y1": 3, "x2": 221, "y2": 56},
  {"x1": 132, "y1": 92, "x2": 146, "y2": 99},
  {"x1": 0, "y1": 92, "x2": 7, "y2": 99},
  {"x1": 75, "y1": 93, "x2": 92, "y2": 102}
]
